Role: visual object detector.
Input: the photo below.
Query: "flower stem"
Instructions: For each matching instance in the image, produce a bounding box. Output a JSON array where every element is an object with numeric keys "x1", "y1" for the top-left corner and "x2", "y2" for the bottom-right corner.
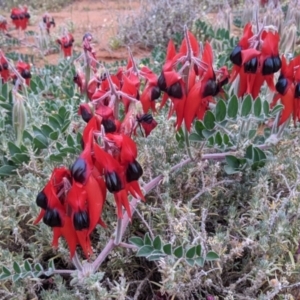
[
  {"x1": 84, "y1": 50, "x2": 90, "y2": 103},
  {"x1": 184, "y1": 123, "x2": 194, "y2": 160},
  {"x1": 114, "y1": 218, "x2": 123, "y2": 245}
]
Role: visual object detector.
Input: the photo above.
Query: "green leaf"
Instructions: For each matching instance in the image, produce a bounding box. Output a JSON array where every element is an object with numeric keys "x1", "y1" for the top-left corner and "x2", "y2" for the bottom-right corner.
[
  {"x1": 144, "y1": 233, "x2": 152, "y2": 246},
  {"x1": 195, "y1": 120, "x2": 205, "y2": 137},
  {"x1": 248, "y1": 129, "x2": 256, "y2": 139},
  {"x1": 173, "y1": 246, "x2": 183, "y2": 258},
  {"x1": 224, "y1": 165, "x2": 240, "y2": 175},
  {"x1": 186, "y1": 258, "x2": 195, "y2": 267},
  {"x1": 202, "y1": 129, "x2": 215, "y2": 139},
  {"x1": 189, "y1": 133, "x2": 203, "y2": 142},
  {"x1": 0, "y1": 273, "x2": 11, "y2": 280},
  {"x1": 59, "y1": 147, "x2": 77, "y2": 154},
  {"x1": 2, "y1": 266, "x2": 11, "y2": 276},
  {"x1": 186, "y1": 246, "x2": 196, "y2": 259},
  {"x1": 11, "y1": 153, "x2": 30, "y2": 165},
  {"x1": 49, "y1": 154, "x2": 65, "y2": 163},
  {"x1": 48, "y1": 116, "x2": 61, "y2": 130},
  {"x1": 61, "y1": 120, "x2": 71, "y2": 133},
  {"x1": 23, "y1": 130, "x2": 33, "y2": 141},
  {"x1": 153, "y1": 236, "x2": 162, "y2": 250},
  {"x1": 254, "y1": 147, "x2": 267, "y2": 161},
  {"x1": 204, "y1": 111, "x2": 215, "y2": 130},
  {"x1": 175, "y1": 127, "x2": 184, "y2": 143},
  {"x1": 215, "y1": 99, "x2": 226, "y2": 122},
  {"x1": 263, "y1": 100, "x2": 270, "y2": 116},
  {"x1": 34, "y1": 263, "x2": 43, "y2": 272},
  {"x1": 0, "y1": 165, "x2": 16, "y2": 176},
  {"x1": 194, "y1": 257, "x2": 204, "y2": 267},
  {"x1": 7, "y1": 142, "x2": 22, "y2": 156},
  {"x1": 241, "y1": 95, "x2": 252, "y2": 117},
  {"x1": 205, "y1": 251, "x2": 219, "y2": 261},
  {"x1": 33, "y1": 135, "x2": 48, "y2": 150},
  {"x1": 225, "y1": 155, "x2": 240, "y2": 169},
  {"x1": 147, "y1": 254, "x2": 165, "y2": 261},
  {"x1": 58, "y1": 106, "x2": 67, "y2": 119},
  {"x1": 41, "y1": 124, "x2": 54, "y2": 138},
  {"x1": 227, "y1": 95, "x2": 238, "y2": 119},
  {"x1": 48, "y1": 260, "x2": 55, "y2": 271},
  {"x1": 136, "y1": 245, "x2": 154, "y2": 257},
  {"x1": 245, "y1": 145, "x2": 253, "y2": 160},
  {"x1": 12, "y1": 274, "x2": 21, "y2": 282},
  {"x1": 24, "y1": 260, "x2": 32, "y2": 272},
  {"x1": 253, "y1": 97, "x2": 262, "y2": 117},
  {"x1": 67, "y1": 135, "x2": 75, "y2": 147},
  {"x1": 49, "y1": 131, "x2": 59, "y2": 141},
  {"x1": 163, "y1": 244, "x2": 172, "y2": 255},
  {"x1": 195, "y1": 245, "x2": 201, "y2": 256},
  {"x1": 207, "y1": 136, "x2": 214, "y2": 147},
  {"x1": 223, "y1": 134, "x2": 229, "y2": 145},
  {"x1": 271, "y1": 104, "x2": 283, "y2": 116},
  {"x1": 13, "y1": 262, "x2": 21, "y2": 274},
  {"x1": 215, "y1": 132, "x2": 222, "y2": 146},
  {"x1": 147, "y1": 250, "x2": 165, "y2": 261},
  {"x1": 129, "y1": 237, "x2": 144, "y2": 248}
]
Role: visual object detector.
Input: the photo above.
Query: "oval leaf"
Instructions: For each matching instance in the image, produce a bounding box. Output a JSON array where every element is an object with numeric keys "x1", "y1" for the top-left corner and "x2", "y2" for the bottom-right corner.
[
  {"x1": 227, "y1": 95, "x2": 238, "y2": 119},
  {"x1": 204, "y1": 111, "x2": 215, "y2": 130},
  {"x1": 241, "y1": 95, "x2": 252, "y2": 117},
  {"x1": 163, "y1": 244, "x2": 172, "y2": 255},
  {"x1": 173, "y1": 246, "x2": 183, "y2": 258},
  {"x1": 153, "y1": 236, "x2": 162, "y2": 250},
  {"x1": 253, "y1": 97, "x2": 262, "y2": 117},
  {"x1": 215, "y1": 99, "x2": 226, "y2": 122},
  {"x1": 137, "y1": 245, "x2": 154, "y2": 257},
  {"x1": 129, "y1": 237, "x2": 144, "y2": 248},
  {"x1": 205, "y1": 251, "x2": 219, "y2": 261}
]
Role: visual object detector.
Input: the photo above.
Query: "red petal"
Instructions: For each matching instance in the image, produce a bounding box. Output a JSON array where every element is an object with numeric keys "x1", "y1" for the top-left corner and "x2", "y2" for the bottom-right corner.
[
  {"x1": 85, "y1": 174, "x2": 106, "y2": 234},
  {"x1": 184, "y1": 81, "x2": 202, "y2": 131},
  {"x1": 241, "y1": 48, "x2": 261, "y2": 65},
  {"x1": 114, "y1": 189, "x2": 131, "y2": 219}
]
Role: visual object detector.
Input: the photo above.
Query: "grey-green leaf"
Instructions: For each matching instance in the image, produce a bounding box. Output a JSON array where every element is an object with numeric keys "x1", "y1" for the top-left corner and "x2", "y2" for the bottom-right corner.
[
  {"x1": 241, "y1": 95, "x2": 252, "y2": 117},
  {"x1": 137, "y1": 245, "x2": 154, "y2": 257},
  {"x1": 13, "y1": 262, "x2": 21, "y2": 274},
  {"x1": 253, "y1": 97, "x2": 262, "y2": 117},
  {"x1": 129, "y1": 237, "x2": 144, "y2": 248},
  {"x1": 24, "y1": 260, "x2": 32, "y2": 272},
  {"x1": 153, "y1": 236, "x2": 162, "y2": 250},
  {"x1": 173, "y1": 246, "x2": 183, "y2": 258},
  {"x1": 205, "y1": 251, "x2": 220, "y2": 261},
  {"x1": 227, "y1": 95, "x2": 238, "y2": 119},
  {"x1": 204, "y1": 111, "x2": 215, "y2": 130},
  {"x1": 144, "y1": 233, "x2": 152, "y2": 246},
  {"x1": 186, "y1": 246, "x2": 196, "y2": 259},
  {"x1": 163, "y1": 244, "x2": 172, "y2": 255},
  {"x1": 215, "y1": 99, "x2": 226, "y2": 122}
]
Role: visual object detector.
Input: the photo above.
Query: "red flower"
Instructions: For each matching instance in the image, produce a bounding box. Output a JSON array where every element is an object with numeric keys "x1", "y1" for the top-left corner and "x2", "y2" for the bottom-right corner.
[
  {"x1": 184, "y1": 42, "x2": 229, "y2": 131},
  {"x1": 11, "y1": 6, "x2": 30, "y2": 30},
  {"x1": 230, "y1": 23, "x2": 281, "y2": 99},
  {"x1": 0, "y1": 51, "x2": 10, "y2": 83},
  {"x1": 15, "y1": 61, "x2": 31, "y2": 86},
  {"x1": 272, "y1": 55, "x2": 300, "y2": 126},
  {"x1": 57, "y1": 33, "x2": 74, "y2": 57},
  {"x1": 42, "y1": 13, "x2": 55, "y2": 34},
  {"x1": 136, "y1": 113, "x2": 158, "y2": 137}
]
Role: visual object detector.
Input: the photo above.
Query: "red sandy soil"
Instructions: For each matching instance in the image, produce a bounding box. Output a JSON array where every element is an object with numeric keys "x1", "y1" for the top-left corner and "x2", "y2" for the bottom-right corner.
[{"x1": 2, "y1": 0, "x2": 150, "y2": 65}]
